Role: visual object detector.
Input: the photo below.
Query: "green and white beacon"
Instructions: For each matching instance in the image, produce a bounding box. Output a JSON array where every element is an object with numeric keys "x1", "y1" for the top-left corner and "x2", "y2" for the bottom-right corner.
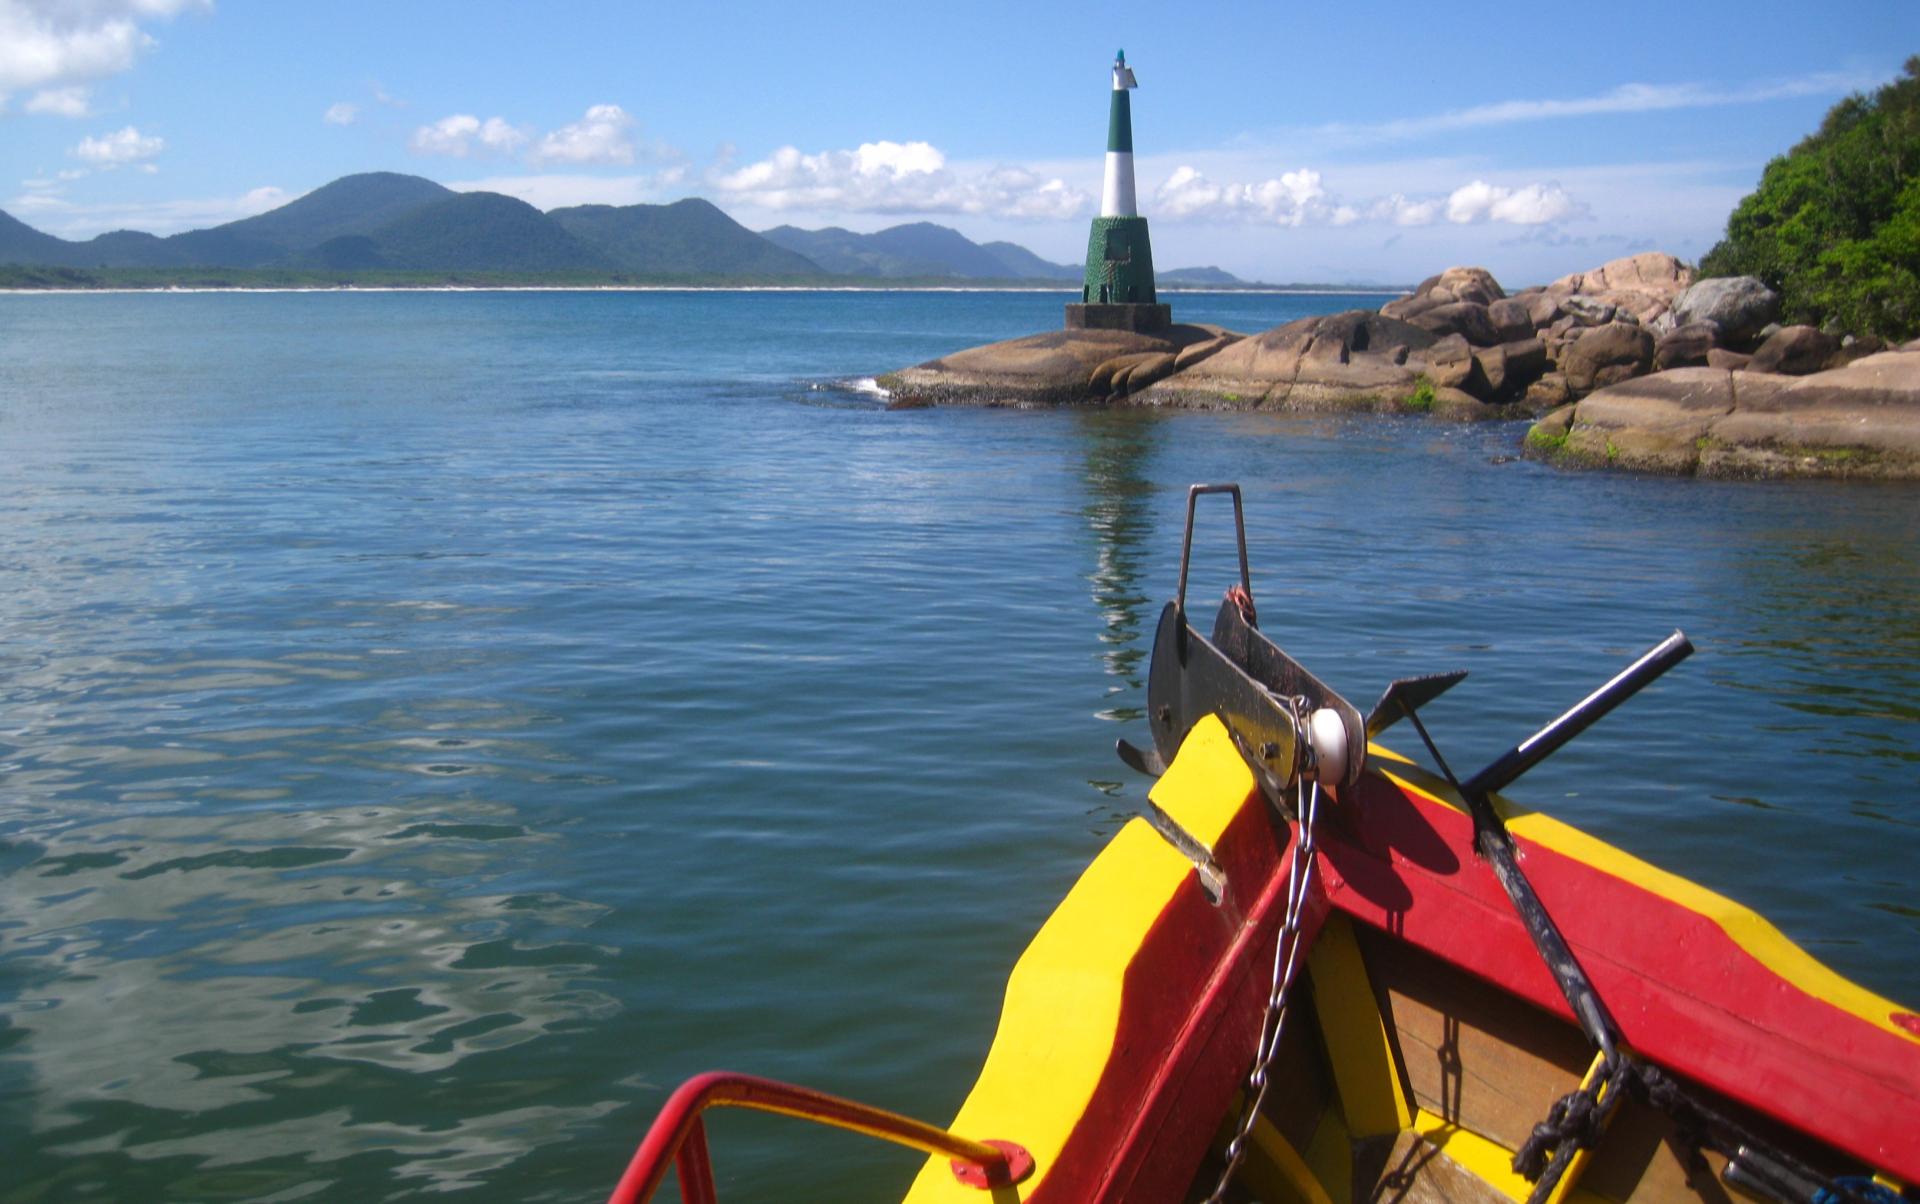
[{"x1": 1067, "y1": 49, "x2": 1171, "y2": 333}]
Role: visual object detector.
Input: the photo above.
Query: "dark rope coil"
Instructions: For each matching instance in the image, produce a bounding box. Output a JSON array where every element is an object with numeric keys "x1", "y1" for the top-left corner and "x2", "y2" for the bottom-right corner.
[{"x1": 1512, "y1": 1085, "x2": 1600, "y2": 1182}]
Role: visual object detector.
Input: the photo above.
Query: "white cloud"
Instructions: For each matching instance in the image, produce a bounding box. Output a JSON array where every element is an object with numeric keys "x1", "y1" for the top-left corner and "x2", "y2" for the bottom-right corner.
[
  {"x1": 1150, "y1": 164, "x2": 1584, "y2": 230},
  {"x1": 0, "y1": 0, "x2": 207, "y2": 105},
  {"x1": 236, "y1": 184, "x2": 287, "y2": 211},
  {"x1": 1444, "y1": 179, "x2": 1584, "y2": 225},
  {"x1": 714, "y1": 140, "x2": 1091, "y2": 220},
  {"x1": 1310, "y1": 70, "x2": 1873, "y2": 145},
  {"x1": 476, "y1": 117, "x2": 528, "y2": 153},
  {"x1": 532, "y1": 104, "x2": 636, "y2": 166},
  {"x1": 26, "y1": 84, "x2": 90, "y2": 116},
  {"x1": 1155, "y1": 164, "x2": 1332, "y2": 226},
  {"x1": 7, "y1": 183, "x2": 289, "y2": 239},
  {"x1": 410, "y1": 113, "x2": 528, "y2": 157},
  {"x1": 1370, "y1": 194, "x2": 1442, "y2": 226},
  {"x1": 323, "y1": 101, "x2": 358, "y2": 126},
  {"x1": 71, "y1": 124, "x2": 163, "y2": 165}
]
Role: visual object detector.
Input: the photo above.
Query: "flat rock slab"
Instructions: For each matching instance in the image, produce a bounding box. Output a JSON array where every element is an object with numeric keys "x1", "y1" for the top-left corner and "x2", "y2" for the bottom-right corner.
[
  {"x1": 882, "y1": 310, "x2": 1486, "y2": 416},
  {"x1": 877, "y1": 325, "x2": 1226, "y2": 407},
  {"x1": 1526, "y1": 350, "x2": 1920, "y2": 479}
]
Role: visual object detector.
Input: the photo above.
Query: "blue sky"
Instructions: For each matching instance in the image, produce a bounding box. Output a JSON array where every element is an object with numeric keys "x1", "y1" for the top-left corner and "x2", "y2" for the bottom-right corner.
[{"x1": 4, "y1": 0, "x2": 1916, "y2": 284}]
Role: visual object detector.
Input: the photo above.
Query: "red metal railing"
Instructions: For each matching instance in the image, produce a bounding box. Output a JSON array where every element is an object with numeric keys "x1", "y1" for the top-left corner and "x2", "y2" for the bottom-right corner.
[{"x1": 607, "y1": 1071, "x2": 1035, "y2": 1204}]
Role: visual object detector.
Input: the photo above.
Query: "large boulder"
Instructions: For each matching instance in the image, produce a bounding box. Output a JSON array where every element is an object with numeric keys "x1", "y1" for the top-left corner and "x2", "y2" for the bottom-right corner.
[
  {"x1": 1546, "y1": 368, "x2": 1739, "y2": 474},
  {"x1": 1828, "y1": 334, "x2": 1888, "y2": 371},
  {"x1": 1548, "y1": 252, "x2": 1693, "y2": 324},
  {"x1": 1425, "y1": 333, "x2": 1475, "y2": 390},
  {"x1": 1138, "y1": 309, "x2": 1432, "y2": 410},
  {"x1": 1407, "y1": 301, "x2": 1501, "y2": 346},
  {"x1": 1524, "y1": 372, "x2": 1572, "y2": 412},
  {"x1": 1707, "y1": 351, "x2": 1920, "y2": 471},
  {"x1": 1747, "y1": 325, "x2": 1839, "y2": 375},
  {"x1": 1487, "y1": 298, "x2": 1535, "y2": 343},
  {"x1": 1653, "y1": 321, "x2": 1721, "y2": 370},
  {"x1": 1381, "y1": 265, "x2": 1505, "y2": 321},
  {"x1": 1470, "y1": 338, "x2": 1548, "y2": 403},
  {"x1": 1286, "y1": 350, "x2": 1429, "y2": 411},
  {"x1": 1428, "y1": 265, "x2": 1505, "y2": 306},
  {"x1": 1521, "y1": 290, "x2": 1564, "y2": 329},
  {"x1": 1670, "y1": 277, "x2": 1780, "y2": 348},
  {"x1": 1560, "y1": 322, "x2": 1656, "y2": 394},
  {"x1": 1561, "y1": 296, "x2": 1619, "y2": 327},
  {"x1": 1298, "y1": 309, "x2": 1440, "y2": 355},
  {"x1": 1561, "y1": 251, "x2": 1692, "y2": 295},
  {"x1": 1525, "y1": 346, "x2": 1920, "y2": 478}
]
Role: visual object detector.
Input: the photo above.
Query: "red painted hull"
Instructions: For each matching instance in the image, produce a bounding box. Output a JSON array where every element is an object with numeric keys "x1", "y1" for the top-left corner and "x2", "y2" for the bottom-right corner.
[
  {"x1": 1324, "y1": 765, "x2": 1920, "y2": 1184},
  {"x1": 1010, "y1": 754, "x2": 1920, "y2": 1198}
]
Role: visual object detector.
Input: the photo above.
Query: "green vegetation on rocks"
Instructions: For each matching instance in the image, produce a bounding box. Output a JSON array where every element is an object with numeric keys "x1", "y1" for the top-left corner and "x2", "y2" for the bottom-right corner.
[
  {"x1": 1404, "y1": 376, "x2": 1436, "y2": 412},
  {"x1": 1701, "y1": 57, "x2": 1920, "y2": 339}
]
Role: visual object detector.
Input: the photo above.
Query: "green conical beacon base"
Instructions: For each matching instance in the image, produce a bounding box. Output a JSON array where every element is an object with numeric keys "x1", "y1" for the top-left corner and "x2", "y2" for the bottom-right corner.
[{"x1": 1066, "y1": 216, "x2": 1170, "y2": 333}]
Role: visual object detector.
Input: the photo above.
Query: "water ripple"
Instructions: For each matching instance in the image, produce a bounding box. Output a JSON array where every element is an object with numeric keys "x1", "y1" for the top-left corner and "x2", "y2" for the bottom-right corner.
[{"x1": 1, "y1": 290, "x2": 1915, "y2": 1200}]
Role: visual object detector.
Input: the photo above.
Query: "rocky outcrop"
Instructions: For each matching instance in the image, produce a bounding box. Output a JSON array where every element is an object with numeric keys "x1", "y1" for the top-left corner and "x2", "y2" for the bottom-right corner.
[
  {"x1": 1135, "y1": 310, "x2": 1436, "y2": 411},
  {"x1": 1748, "y1": 324, "x2": 1839, "y2": 375},
  {"x1": 1548, "y1": 252, "x2": 1692, "y2": 325},
  {"x1": 1560, "y1": 322, "x2": 1655, "y2": 393},
  {"x1": 878, "y1": 310, "x2": 1451, "y2": 412},
  {"x1": 1407, "y1": 301, "x2": 1500, "y2": 345},
  {"x1": 1669, "y1": 276, "x2": 1780, "y2": 347},
  {"x1": 1471, "y1": 338, "x2": 1549, "y2": 403},
  {"x1": 1654, "y1": 322, "x2": 1721, "y2": 370},
  {"x1": 879, "y1": 252, "x2": 1916, "y2": 459},
  {"x1": 1426, "y1": 334, "x2": 1474, "y2": 390},
  {"x1": 1381, "y1": 266, "x2": 1505, "y2": 321},
  {"x1": 1487, "y1": 298, "x2": 1535, "y2": 344},
  {"x1": 877, "y1": 324, "x2": 1232, "y2": 406},
  {"x1": 1524, "y1": 347, "x2": 1920, "y2": 478}
]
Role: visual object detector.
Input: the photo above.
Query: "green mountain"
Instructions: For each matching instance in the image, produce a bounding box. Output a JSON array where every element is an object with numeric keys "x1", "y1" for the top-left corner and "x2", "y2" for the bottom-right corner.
[
  {"x1": 43, "y1": 172, "x2": 456, "y2": 269},
  {"x1": 73, "y1": 229, "x2": 181, "y2": 267},
  {"x1": 218, "y1": 172, "x2": 454, "y2": 250},
  {"x1": 336, "y1": 192, "x2": 614, "y2": 272},
  {"x1": 0, "y1": 209, "x2": 80, "y2": 266},
  {"x1": 0, "y1": 172, "x2": 1256, "y2": 284},
  {"x1": 551, "y1": 198, "x2": 819, "y2": 276},
  {"x1": 761, "y1": 224, "x2": 920, "y2": 275},
  {"x1": 762, "y1": 221, "x2": 1245, "y2": 285},
  {"x1": 861, "y1": 223, "x2": 1014, "y2": 277},
  {"x1": 761, "y1": 221, "x2": 1019, "y2": 278},
  {"x1": 1, "y1": 176, "x2": 812, "y2": 278},
  {"x1": 980, "y1": 240, "x2": 1078, "y2": 280},
  {"x1": 1160, "y1": 265, "x2": 1243, "y2": 286}
]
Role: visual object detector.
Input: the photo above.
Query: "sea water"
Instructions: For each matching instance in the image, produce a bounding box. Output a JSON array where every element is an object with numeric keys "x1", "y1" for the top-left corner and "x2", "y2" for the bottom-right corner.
[{"x1": 1, "y1": 289, "x2": 1915, "y2": 1200}]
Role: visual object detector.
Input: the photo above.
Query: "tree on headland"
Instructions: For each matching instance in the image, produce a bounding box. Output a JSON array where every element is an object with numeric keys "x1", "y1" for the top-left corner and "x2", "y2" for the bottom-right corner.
[{"x1": 1701, "y1": 56, "x2": 1920, "y2": 340}]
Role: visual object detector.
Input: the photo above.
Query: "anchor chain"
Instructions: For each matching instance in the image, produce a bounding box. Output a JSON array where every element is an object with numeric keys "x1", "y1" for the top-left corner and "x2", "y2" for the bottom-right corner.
[{"x1": 1205, "y1": 695, "x2": 1320, "y2": 1204}]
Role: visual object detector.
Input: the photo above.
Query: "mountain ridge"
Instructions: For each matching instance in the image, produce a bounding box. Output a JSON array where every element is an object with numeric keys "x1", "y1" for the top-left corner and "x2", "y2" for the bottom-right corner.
[
  {"x1": 550, "y1": 199, "x2": 819, "y2": 276},
  {"x1": 0, "y1": 172, "x2": 1264, "y2": 285}
]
